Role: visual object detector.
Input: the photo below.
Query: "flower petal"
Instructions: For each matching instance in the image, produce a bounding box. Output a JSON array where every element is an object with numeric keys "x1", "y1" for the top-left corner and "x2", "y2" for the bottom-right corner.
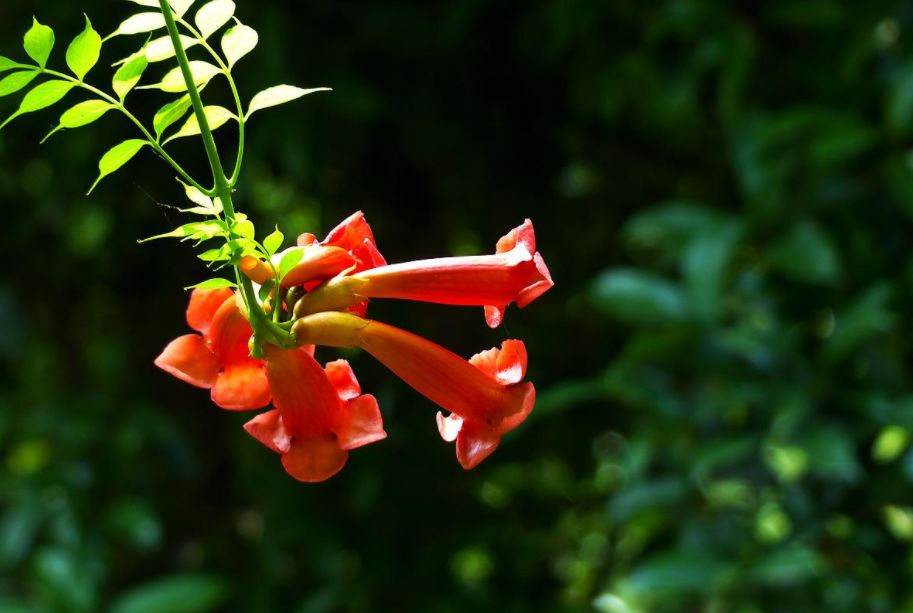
[
  {"x1": 322, "y1": 211, "x2": 386, "y2": 271},
  {"x1": 499, "y1": 382, "x2": 536, "y2": 433},
  {"x1": 335, "y1": 394, "x2": 386, "y2": 450},
  {"x1": 484, "y1": 305, "x2": 505, "y2": 329},
  {"x1": 324, "y1": 359, "x2": 361, "y2": 401},
  {"x1": 516, "y1": 252, "x2": 554, "y2": 308},
  {"x1": 436, "y1": 411, "x2": 463, "y2": 442},
  {"x1": 469, "y1": 340, "x2": 528, "y2": 385},
  {"x1": 455, "y1": 422, "x2": 501, "y2": 470},
  {"x1": 281, "y1": 435, "x2": 348, "y2": 482},
  {"x1": 154, "y1": 334, "x2": 218, "y2": 388},
  {"x1": 186, "y1": 288, "x2": 234, "y2": 333},
  {"x1": 496, "y1": 218, "x2": 536, "y2": 254},
  {"x1": 211, "y1": 361, "x2": 271, "y2": 410},
  {"x1": 208, "y1": 296, "x2": 255, "y2": 364},
  {"x1": 264, "y1": 346, "x2": 339, "y2": 437},
  {"x1": 244, "y1": 409, "x2": 293, "y2": 454}
]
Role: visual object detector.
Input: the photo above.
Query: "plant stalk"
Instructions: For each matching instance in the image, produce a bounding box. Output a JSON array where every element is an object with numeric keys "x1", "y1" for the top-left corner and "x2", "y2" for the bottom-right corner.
[{"x1": 158, "y1": 0, "x2": 293, "y2": 355}]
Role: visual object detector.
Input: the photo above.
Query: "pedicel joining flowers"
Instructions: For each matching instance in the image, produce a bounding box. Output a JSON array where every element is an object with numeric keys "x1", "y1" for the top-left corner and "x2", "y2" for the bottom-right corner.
[{"x1": 0, "y1": 0, "x2": 553, "y2": 482}]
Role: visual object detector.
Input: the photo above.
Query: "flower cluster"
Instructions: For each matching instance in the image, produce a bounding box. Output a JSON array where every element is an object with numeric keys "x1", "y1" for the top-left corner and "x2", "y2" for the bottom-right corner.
[{"x1": 156, "y1": 213, "x2": 553, "y2": 482}]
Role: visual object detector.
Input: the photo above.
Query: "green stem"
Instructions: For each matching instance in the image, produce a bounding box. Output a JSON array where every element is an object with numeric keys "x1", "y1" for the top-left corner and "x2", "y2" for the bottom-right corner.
[
  {"x1": 158, "y1": 0, "x2": 293, "y2": 355},
  {"x1": 41, "y1": 68, "x2": 208, "y2": 194},
  {"x1": 174, "y1": 17, "x2": 246, "y2": 186}
]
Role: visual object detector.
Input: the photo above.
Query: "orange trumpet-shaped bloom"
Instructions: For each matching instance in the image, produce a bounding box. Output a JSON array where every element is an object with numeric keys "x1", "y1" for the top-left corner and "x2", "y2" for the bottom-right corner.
[
  {"x1": 293, "y1": 219, "x2": 553, "y2": 328},
  {"x1": 292, "y1": 312, "x2": 535, "y2": 469},
  {"x1": 243, "y1": 346, "x2": 386, "y2": 482},
  {"x1": 154, "y1": 289, "x2": 271, "y2": 410}
]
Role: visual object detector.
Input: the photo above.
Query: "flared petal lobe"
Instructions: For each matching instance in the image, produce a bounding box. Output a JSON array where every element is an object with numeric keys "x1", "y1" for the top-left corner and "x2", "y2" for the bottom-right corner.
[
  {"x1": 246, "y1": 346, "x2": 385, "y2": 482},
  {"x1": 154, "y1": 334, "x2": 219, "y2": 388},
  {"x1": 186, "y1": 287, "x2": 234, "y2": 333}
]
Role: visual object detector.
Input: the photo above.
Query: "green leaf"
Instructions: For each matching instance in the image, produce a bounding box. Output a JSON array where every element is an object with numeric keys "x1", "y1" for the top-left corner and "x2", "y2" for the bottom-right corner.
[
  {"x1": 767, "y1": 219, "x2": 841, "y2": 285},
  {"x1": 65, "y1": 16, "x2": 101, "y2": 80},
  {"x1": 278, "y1": 248, "x2": 305, "y2": 279},
  {"x1": 113, "y1": 52, "x2": 148, "y2": 100},
  {"x1": 246, "y1": 85, "x2": 331, "y2": 119},
  {"x1": 163, "y1": 105, "x2": 236, "y2": 144},
  {"x1": 195, "y1": 0, "x2": 236, "y2": 40},
  {"x1": 591, "y1": 269, "x2": 690, "y2": 326},
  {"x1": 23, "y1": 18, "x2": 55, "y2": 68},
  {"x1": 181, "y1": 180, "x2": 214, "y2": 208},
  {"x1": 198, "y1": 247, "x2": 230, "y2": 263},
  {"x1": 873, "y1": 426, "x2": 911, "y2": 464},
  {"x1": 170, "y1": 0, "x2": 195, "y2": 17},
  {"x1": 126, "y1": 0, "x2": 194, "y2": 18},
  {"x1": 153, "y1": 95, "x2": 192, "y2": 138},
  {"x1": 263, "y1": 227, "x2": 283, "y2": 255},
  {"x1": 825, "y1": 284, "x2": 896, "y2": 361},
  {"x1": 681, "y1": 222, "x2": 741, "y2": 324},
  {"x1": 176, "y1": 180, "x2": 221, "y2": 215},
  {"x1": 142, "y1": 61, "x2": 220, "y2": 93},
  {"x1": 109, "y1": 574, "x2": 227, "y2": 613},
  {"x1": 140, "y1": 221, "x2": 227, "y2": 243},
  {"x1": 145, "y1": 35, "x2": 200, "y2": 63},
  {"x1": 235, "y1": 219, "x2": 255, "y2": 240},
  {"x1": 109, "y1": 13, "x2": 166, "y2": 39},
  {"x1": 1, "y1": 81, "x2": 76, "y2": 130},
  {"x1": 185, "y1": 278, "x2": 236, "y2": 291},
  {"x1": 42, "y1": 100, "x2": 114, "y2": 142},
  {"x1": 0, "y1": 56, "x2": 19, "y2": 73},
  {"x1": 221, "y1": 24, "x2": 257, "y2": 68},
  {"x1": 88, "y1": 139, "x2": 148, "y2": 194},
  {"x1": 0, "y1": 70, "x2": 39, "y2": 98}
]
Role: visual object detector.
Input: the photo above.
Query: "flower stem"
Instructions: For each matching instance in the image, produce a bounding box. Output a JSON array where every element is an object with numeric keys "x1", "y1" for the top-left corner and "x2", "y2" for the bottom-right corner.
[
  {"x1": 158, "y1": 0, "x2": 292, "y2": 356},
  {"x1": 173, "y1": 17, "x2": 246, "y2": 187}
]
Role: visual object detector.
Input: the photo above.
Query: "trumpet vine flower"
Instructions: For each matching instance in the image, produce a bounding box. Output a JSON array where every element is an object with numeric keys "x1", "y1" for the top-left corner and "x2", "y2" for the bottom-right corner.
[
  {"x1": 292, "y1": 311, "x2": 536, "y2": 469},
  {"x1": 292, "y1": 219, "x2": 553, "y2": 327}
]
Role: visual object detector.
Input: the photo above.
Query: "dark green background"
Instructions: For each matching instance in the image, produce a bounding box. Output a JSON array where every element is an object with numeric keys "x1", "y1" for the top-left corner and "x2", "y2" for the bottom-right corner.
[{"x1": 3, "y1": 0, "x2": 913, "y2": 611}]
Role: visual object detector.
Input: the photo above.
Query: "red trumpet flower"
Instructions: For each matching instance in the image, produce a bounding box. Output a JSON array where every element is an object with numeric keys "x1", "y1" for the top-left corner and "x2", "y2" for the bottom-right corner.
[
  {"x1": 244, "y1": 346, "x2": 386, "y2": 482},
  {"x1": 157, "y1": 214, "x2": 551, "y2": 481},
  {"x1": 292, "y1": 312, "x2": 535, "y2": 469},
  {"x1": 292, "y1": 219, "x2": 552, "y2": 327},
  {"x1": 155, "y1": 288, "x2": 271, "y2": 410}
]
